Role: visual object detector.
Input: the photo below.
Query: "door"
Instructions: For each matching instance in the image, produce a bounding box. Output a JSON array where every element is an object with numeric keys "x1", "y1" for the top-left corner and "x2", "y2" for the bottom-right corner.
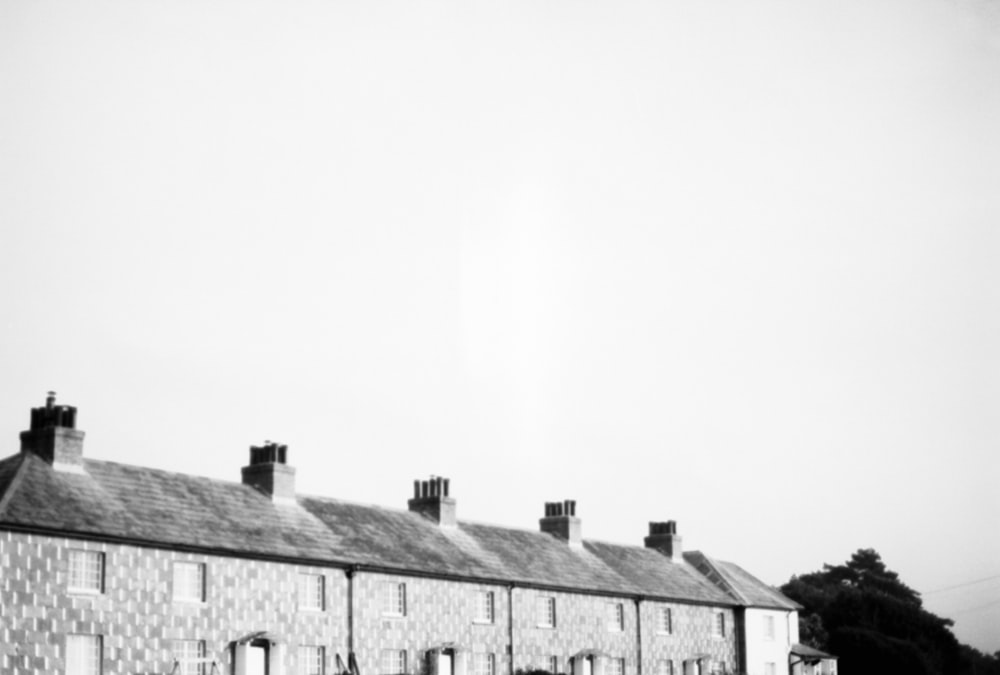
[
  {"x1": 247, "y1": 644, "x2": 268, "y2": 675},
  {"x1": 439, "y1": 650, "x2": 454, "y2": 675}
]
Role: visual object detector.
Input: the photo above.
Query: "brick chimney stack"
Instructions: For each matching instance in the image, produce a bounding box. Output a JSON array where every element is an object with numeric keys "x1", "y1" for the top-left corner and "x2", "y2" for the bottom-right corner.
[
  {"x1": 20, "y1": 392, "x2": 85, "y2": 472},
  {"x1": 644, "y1": 520, "x2": 683, "y2": 561},
  {"x1": 241, "y1": 441, "x2": 296, "y2": 504},
  {"x1": 408, "y1": 476, "x2": 457, "y2": 527},
  {"x1": 540, "y1": 500, "x2": 582, "y2": 547}
]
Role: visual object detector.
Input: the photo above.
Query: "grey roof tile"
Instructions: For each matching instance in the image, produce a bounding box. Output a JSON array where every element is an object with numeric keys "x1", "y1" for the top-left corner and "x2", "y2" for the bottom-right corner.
[{"x1": 0, "y1": 453, "x2": 735, "y2": 605}]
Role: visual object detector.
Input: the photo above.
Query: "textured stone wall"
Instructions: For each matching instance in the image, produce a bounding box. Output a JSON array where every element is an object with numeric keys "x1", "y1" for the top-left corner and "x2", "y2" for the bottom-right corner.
[
  {"x1": 640, "y1": 600, "x2": 736, "y2": 675},
  {"x1": 0, "y1": 530, "x2": 349, "y2": 674},
  {"x1": 353, "y1": 572, "x2": 510, "y2": 675},
  {"x1": 0, "y1": 531, "x2": 736, "y2": 675}
]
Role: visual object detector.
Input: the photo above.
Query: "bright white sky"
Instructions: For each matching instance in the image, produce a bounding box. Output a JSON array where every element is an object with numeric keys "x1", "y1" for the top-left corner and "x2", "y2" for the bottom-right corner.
[{"x1": 2, "y1": 0, "x2": 999, "y2": 653}]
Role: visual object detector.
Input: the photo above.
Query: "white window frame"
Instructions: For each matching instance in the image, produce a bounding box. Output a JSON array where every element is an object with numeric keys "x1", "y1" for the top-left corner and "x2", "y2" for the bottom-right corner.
[
  {"x1": 473, "y1": 653, "x2": 496, "y2": 675},
  {"x1": 68, "y1": 550, "x2": 104, "y2": 594},
  {"x1": 548, "y1": 656, "x2": 560, "y2": 674},
  {"x1": 381, "y1": 649, "x2": 407, "y2": 675},
  {"x1": 657, "y1": 606, "x2": 673, "y2": 634},
  {"x1": 763, "y1": 615, "x2": 775, "y2": 641},
  {"x1": 172, "y1": 561, "x2": 206, "y2": 603},
  {"x1": 537, "y1": 596, "x2": 556, "y2": 628},
  {"x1": 300, "y1": 645, "x2": 326, "y2": 675},
  {"x1": 173, "y1": 640, "x2": 206, "y2": 675},
  {"x1": 607, "y1": 602, "x2": 625, "y2": 632},
  {"x1": 712, "y1": 611, "x2": 726, "y2": 638},
  {"x1": 657, "y1": 660, "x2": 673, "y2": 675},
  {"x1": 66, "y1": 634, "x2": 102, "y2": 675},
  {"x1": 606, "y1": 658, "x2": 625, "y2": 675},
  {"x1": 475, "y1": 590, "x2": 495, "y2": 624},
  {"x1": 298, "y1": 573, "x2": 325, "y2": 611},
  {"x1": 383, "y1": 582, "x2": 406, "y2": 617}
]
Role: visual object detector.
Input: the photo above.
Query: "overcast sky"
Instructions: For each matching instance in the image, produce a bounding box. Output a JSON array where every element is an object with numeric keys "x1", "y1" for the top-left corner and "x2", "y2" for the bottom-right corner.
[{"x1": 2, "y1": 0, "x2": 999, "y2": 653}]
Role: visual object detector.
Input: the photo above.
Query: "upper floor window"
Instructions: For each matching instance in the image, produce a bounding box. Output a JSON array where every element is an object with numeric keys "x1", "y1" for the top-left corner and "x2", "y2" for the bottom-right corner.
[
  {"x1": 300, "y1": 645, "x2": 326, "y2": 675},
  {"x1": 537, "y1": 596, "x2": 556, "y2": 628},
  {"x1": 473, "y1": 653, "x2": 496, "y2": 675},
  {"x1": 381, "y1": 649, "x2": 407, "y2": 675},
  {"x1": 172, "y1": 562, "x2": 206, "y2": 603},
  {"x1": 712, "y1": 611, "x2": 726, "y2": 638},
  {"x1": 763, "y1": 615, "x2": 775, "y2": 641},
  {"x1": 66, "y1": 634, "x2": 102, "y2": 675},
  {"x1": 298, "y1": 573, "x2": 325, "y2": 611},
  {"x1": 475, "y1": 591, "x2": 495, "y2": 623},
  {"x1": 606, "y1": 658, "x2": 624, "y2": 675},
  {"x1": 173, "y1": 640, "x2": 206, "y2": 675},
  {"x1": 383, "y1": 582, "x2": 406, "y2": 617},
  {"x1": 68, "y1": 550, "x2": 104, "y2": 594},
  {"x1": 607, "y1": 602, "x2": 625, "y2": 631},
  {"x1": 657, "y1": 607, "x2": 673, "y2": 634}
]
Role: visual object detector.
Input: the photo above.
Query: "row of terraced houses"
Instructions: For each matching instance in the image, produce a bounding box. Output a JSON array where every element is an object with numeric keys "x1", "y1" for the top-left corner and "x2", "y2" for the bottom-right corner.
[{"x1": 0, "y1": 395, "x2": 837, "y2": 675}]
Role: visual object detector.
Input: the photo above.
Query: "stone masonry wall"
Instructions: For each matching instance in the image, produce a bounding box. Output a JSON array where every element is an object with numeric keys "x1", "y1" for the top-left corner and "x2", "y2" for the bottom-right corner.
[
  {"x1": 353, "y1": 572, "x2": 510, "y2": 675},
  {"x1": 0, "y1": 530, "x2": 349, "y2": 674},
  {"x1": 0, "y1": 531, "x2": 736, "y2": 675}
]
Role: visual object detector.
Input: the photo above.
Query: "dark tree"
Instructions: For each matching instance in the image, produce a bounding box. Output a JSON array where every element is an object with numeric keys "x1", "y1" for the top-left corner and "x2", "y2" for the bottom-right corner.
[{"x1": 781, "y1": 548, "x2": 1000, "y2": 675}]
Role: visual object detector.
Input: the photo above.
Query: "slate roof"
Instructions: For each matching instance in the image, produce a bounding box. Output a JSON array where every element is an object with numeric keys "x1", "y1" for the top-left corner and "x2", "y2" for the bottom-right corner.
[
  {"x1": 683, "y1": 550, "x2": 800, "y2": 610},
  {"x1": 0, "y1": 452, "x2": 737, "y2": 606}
]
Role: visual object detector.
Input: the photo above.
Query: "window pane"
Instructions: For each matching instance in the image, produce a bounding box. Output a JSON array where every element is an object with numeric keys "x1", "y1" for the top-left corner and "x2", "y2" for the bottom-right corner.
[
  {"x1": 299, "y1": 574, "x2": 325, "y2": 611},
  {"x1": 658, "y1": 607, "x2": 672, "y2": 634},
  {"x1": 173, "y1": 640, "x2": 206, "y2": 675},
  {"x1": 300, "y1": 645, "x2": 326, "y2": 675},
  {"x1": 383, "y1": 582, "x2": 406, "y2": 616},
  {"x1": 476, "y1": 591, "x2": 494, "y2": 623},
  {"x1": 173, "y1": 562, "x2": 205, "y2": 602},
  {"x1": 537, "y1": 596, "x2": 556, "y2": 627},
  {"x1": 69, "y1": 551, "x2": 103, "y2": 593},
  {"x1": 381, "y1": 650, "x2": 406, "y2": 675}
]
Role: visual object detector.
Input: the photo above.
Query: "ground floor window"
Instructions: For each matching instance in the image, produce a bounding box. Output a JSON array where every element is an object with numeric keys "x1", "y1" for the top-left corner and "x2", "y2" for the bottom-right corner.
[
  {"x1": 173, "y1": 640, "x2": 206, "y2": 675},
  {"x1": 300, "y1": 645, "x2": 325, "y2": 675},
  {"x1": 382, "y1": 649, "x2": 407, "y2": 675}
]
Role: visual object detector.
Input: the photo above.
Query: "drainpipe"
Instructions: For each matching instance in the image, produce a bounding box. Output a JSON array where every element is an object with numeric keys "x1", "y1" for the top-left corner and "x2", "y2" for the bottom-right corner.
[
  {"x1": 508, "y1": 584, "x2": 516, "y2": 675},
  {"x1": 346, "y1": 566, "x2": 357, "y2": 663},
  {"x1": 634, "y1": 598, "x2": 643, "y2": 675}
]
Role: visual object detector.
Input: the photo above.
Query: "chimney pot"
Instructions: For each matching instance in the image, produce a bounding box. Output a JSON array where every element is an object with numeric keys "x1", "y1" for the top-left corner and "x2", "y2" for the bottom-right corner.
[
  {"x1": 408, "y1": 475, "x2": 457, "y2": 527},
  {"x1": 20, "y1": 394, "x2": 85, "y2": 471},
  {"x1": 645, "y1": 520, "x2": 682, "y2": 561},
  {"x1": 242, "y1": 443, "x2": 296, "y2": 503},
  {"x1": 539, "y1": 498, "x2": 582, "y2": 547}
]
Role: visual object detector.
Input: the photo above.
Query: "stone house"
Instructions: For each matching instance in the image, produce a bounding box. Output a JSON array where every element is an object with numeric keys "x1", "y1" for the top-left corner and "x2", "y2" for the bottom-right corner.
[{"x1": 0, "y1": 395, "x2": 803, "y2": 675}]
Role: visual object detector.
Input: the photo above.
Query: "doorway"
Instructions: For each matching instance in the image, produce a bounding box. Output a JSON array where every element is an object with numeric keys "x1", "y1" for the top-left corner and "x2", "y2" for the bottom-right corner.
[
  {"x1": 439, "y1": 650, "x2": 454, "y2": 675},
  {"x1": 246, "y1": 643, "x2": 268, "y2": 675}
]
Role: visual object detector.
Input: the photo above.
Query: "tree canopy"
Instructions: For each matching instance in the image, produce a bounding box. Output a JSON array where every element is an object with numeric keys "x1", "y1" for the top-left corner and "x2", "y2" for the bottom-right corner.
[{"x1": 781, "y1": 548, "x2": 1000, "y2": 675}]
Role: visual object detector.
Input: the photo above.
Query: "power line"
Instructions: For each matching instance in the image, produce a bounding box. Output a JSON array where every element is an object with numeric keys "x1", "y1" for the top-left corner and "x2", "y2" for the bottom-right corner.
[
  {"x1": 948, "y1": 597, "x2": 1000, "y2": 616},
  {"x1": 924, "y1": 574, "x2": 1000, "y2": 595}
]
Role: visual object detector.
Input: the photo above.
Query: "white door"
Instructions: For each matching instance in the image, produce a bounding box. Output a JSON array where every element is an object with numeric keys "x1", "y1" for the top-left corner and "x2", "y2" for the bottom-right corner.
[
  {"x1": 439, "y1": 651, "x2": 453, "y2": 675},
  {"x1": 247, "y1": 645, "x2": 268, "y2": 675},
  {"x1": 582, "y1": 657, "x2": 593, "y2": 675}
]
